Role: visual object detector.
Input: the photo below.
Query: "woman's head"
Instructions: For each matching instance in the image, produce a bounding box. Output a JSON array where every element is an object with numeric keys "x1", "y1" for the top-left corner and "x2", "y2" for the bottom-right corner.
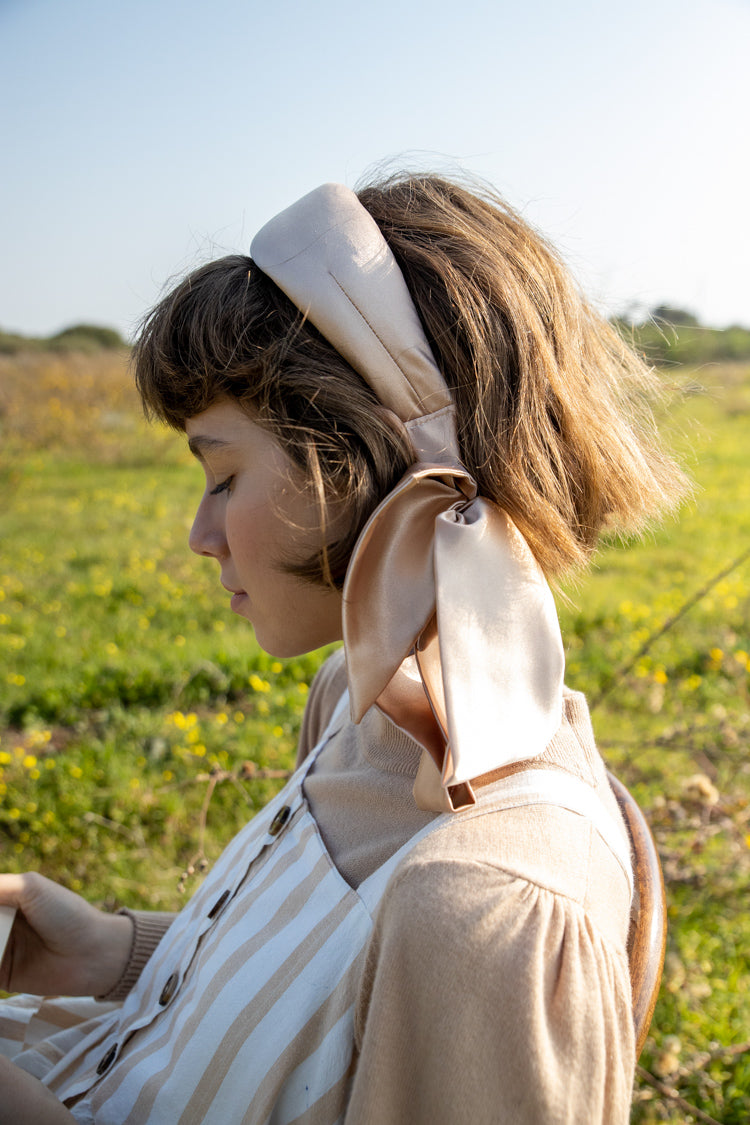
[
  {"x1": 133, "y1": 253, "x2": 414, "y2": 587},
  {"x1": 133, "y1": 171, "x2": 686, "y2": 587},
  {"x1": 184, "y1": 397, "x2": 346, "y2": 656}
]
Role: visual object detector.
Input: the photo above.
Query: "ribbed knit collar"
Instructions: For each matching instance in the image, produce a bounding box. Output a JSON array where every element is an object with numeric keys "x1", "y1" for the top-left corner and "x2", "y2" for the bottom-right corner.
[
  {"x1": 357, "y1": 687, "x2": 599, "y2": 788},
  {"x1": 359, "y1": 703, "x2": 425, "y2": 778}
]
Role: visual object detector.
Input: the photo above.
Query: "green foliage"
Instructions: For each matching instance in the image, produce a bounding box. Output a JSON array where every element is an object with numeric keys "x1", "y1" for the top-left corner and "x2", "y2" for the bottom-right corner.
[
  {"x1": 556, "y1": 363, "x2": 750, "y2": 1123},
  {"x1": 1, "y1": 355, "x2": 750, "y2": 1120},
  {"x1": 0, "y1": 323, "x2": 127, "y2": 355},
  {"x1": 614, "y1": 307, "x2": 750, "y2": 367},
  {"x1": 0, "y1": 329, "x2": 33, "y2": 356},
  {"x1": 651, "y1": 305, "x2": 701, "y2": 327},
  {"x1": 46, "y1": 324, "x2": 127, "y2": 352}
]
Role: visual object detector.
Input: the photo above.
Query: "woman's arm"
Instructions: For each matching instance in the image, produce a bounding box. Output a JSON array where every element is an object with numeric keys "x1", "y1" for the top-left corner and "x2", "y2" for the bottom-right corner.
[
  {"x1": 0, "y1": 1055, "x2": 76, "y2": 1123},
  {"x1": 347, "y1": 855, "x2": 634, "y2": 1124},
  {"x1": 0, "y1": 873, "x2": 133, "y2": 997}
]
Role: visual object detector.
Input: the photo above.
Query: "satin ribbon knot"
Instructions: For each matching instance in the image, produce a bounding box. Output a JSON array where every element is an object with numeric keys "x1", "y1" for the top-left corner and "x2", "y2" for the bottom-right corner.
[{"x1": 343, "y1": 455, "x2": 564, "y2": 809}]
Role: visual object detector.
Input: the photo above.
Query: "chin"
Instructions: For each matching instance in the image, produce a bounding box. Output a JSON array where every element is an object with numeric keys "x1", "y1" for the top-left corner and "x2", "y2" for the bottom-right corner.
[{"x1": 254, "y1": 624, "x2": 343, "y2": 660}]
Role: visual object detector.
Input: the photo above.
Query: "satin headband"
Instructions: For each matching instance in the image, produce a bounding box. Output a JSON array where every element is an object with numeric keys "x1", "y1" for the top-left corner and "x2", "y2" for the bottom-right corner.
[{"x1": 251, "y1": 183, "x2": 565, "y2": 811}]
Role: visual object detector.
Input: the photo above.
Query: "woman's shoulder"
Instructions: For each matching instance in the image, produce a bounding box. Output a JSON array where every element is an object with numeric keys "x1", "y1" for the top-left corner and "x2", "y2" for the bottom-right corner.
[
  {"x1": 377, "y1": 746, "x2": 633, "y2": 959},
  {"x1": 373, "y1": 822, "x2": 630, "y2": 975},
  {"x1": 296, "y1": 647, "x2": 348, "y2": 765},
  {"x1": 353, "y1": 799, "x2": 635, "y2": 1122}
]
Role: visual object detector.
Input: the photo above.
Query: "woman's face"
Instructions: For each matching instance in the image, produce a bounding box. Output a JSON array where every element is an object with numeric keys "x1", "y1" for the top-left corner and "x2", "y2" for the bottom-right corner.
[{"x1": 186, "y1": 399, "x2": 344, "y2": 657}]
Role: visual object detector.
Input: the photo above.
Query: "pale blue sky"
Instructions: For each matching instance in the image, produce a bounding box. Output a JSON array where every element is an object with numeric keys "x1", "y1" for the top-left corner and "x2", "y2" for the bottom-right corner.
[{"x1": 1, "y1": 0, "x2": 748, "y2": 338}]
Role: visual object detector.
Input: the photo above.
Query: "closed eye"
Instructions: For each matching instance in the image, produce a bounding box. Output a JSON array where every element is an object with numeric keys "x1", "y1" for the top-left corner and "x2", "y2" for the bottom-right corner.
[{"x1": 210, "y1": 476, "x2": 234, "y2": 496}]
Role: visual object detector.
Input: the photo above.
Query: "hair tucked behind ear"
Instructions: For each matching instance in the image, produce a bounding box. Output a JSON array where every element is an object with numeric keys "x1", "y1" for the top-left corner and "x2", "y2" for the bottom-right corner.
[{"x1": 358, "y1": 174, "x2": 687, "y2": 575}]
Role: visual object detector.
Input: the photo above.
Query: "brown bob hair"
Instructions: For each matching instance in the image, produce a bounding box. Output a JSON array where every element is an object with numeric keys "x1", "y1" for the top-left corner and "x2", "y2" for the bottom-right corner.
[{"x1": 133, "y1": 173, "x2": 686, "y2": 588}]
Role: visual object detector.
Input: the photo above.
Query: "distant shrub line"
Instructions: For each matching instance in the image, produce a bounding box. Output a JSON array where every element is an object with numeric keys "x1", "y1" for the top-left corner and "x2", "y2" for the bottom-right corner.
[
  {"x1": 613, "y1": 305, "x2": 750, "y2": 367},
  {"x1": 3, "y1": 305, "x2": 749, "y2": 365},
  {"x1": 0, "y1": 323, "x2": 127, "y2": 356}
]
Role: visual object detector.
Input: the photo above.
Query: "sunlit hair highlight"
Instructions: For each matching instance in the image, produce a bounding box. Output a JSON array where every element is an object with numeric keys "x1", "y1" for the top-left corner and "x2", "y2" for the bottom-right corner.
[{"x1": 133, "y1": 172, "x2": 687, "y2": 588}]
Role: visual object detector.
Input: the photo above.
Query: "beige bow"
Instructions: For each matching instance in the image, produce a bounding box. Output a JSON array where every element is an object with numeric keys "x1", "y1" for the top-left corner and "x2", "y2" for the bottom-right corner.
[{"x1": 251, "y1": 183, "x2": 565, "y2": 810}]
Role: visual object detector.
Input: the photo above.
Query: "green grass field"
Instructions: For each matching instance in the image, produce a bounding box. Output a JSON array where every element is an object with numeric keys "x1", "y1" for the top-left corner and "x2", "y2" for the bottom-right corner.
[{"x1": 1, "y1": 350, "x2": 749, "y2": 1122}]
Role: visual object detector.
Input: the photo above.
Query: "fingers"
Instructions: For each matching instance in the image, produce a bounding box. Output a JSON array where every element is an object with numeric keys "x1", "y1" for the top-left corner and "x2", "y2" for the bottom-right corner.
[
  {"x1": 0, "y1": 872, "x2": 134, "y2": 998},
  {"x1": 0, "y1": 873, "x2": 88, "y2": 937},
  {"x1": 0, "y1": 874, "x2": 33, "y2": 978},
  {"x1": 0, "y1": 871, "x2": 33, "y2": 909}
]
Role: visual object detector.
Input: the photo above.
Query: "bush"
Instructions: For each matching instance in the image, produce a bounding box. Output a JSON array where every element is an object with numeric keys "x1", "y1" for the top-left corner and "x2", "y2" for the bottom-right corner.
[
  {"x1": 0, "y1": 324, "x2": 127, "y2": 356},
  {"x1": 614, "y1": 307, "x2": 750, "y2": 367},
  {"x1": 47, "y1": 324, "x2": 127, "y2": 352}
]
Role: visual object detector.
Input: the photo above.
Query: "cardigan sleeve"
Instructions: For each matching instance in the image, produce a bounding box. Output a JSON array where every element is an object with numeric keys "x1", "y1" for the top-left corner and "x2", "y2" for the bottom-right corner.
[
  {"x1": 346, "y1": 853, "x2": 635, "y2": 1125},
  {"x1": 97, "y1": 910, "x2": 175, "y2": 1002}
]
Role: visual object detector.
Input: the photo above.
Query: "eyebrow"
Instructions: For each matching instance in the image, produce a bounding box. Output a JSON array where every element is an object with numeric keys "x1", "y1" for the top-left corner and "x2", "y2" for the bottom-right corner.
[{"x1": 187, "y1": 435, "x2": 233, "y2": 460}]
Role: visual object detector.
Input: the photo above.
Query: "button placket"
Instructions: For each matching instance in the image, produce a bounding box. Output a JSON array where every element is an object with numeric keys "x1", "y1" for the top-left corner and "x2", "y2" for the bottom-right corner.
[
  {"x1": 192, "y1": 798, "x2": 299, "y2": 936},
  {"x1": 78, "y1": 791, "x2": 308, "y2": 1098},
  {"x1": 83, "y1": 771, "x2": 332, "y2": 1107},
  {"x1": 136, "y1": 799, "x2": 307, "y2": 1047}
]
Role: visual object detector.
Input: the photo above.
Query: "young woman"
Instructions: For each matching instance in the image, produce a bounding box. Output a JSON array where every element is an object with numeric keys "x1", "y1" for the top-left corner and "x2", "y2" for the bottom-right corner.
[{"x1": 0, "y1": 174, "x2": 684, "y2": 1123}]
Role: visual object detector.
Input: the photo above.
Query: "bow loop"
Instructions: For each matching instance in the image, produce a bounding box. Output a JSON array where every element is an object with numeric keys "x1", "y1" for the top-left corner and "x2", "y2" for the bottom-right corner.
[
  {"x1": 343, "y1": 469, "x2": 565, "y2": 801},
  {"x1": 343, "y1": 462, "x2": 474, "y2": 723}
]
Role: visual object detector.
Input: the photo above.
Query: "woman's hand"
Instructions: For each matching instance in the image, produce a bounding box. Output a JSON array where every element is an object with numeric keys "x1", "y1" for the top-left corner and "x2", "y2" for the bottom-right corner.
[
  {"x1": 0, "y1": 1056, "x2": 76, "y2": 1123},
  {"x1": 0, "y1": 872, "x2": 133, "y2": 998}
]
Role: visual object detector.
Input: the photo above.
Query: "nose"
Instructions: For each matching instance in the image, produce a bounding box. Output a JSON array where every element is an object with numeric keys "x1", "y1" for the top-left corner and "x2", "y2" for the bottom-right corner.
[{"x1": 189, "y1": 491, "x2": 228, "y2": 559}]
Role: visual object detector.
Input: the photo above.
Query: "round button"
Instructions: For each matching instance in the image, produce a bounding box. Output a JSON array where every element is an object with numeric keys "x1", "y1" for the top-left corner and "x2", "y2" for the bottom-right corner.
[
  {"x1": 269, "y1": 805, "x2": 292, "y2": 837},
  {"x1": 159, "y1": 971, "x2": 179, "y2": 1006},
  {"x1": 96, "y1": 1043, "x2": 118, "y2": 1075},
  {"x1": 207, "y1": 889, "x2": 231, "y2": 919}
]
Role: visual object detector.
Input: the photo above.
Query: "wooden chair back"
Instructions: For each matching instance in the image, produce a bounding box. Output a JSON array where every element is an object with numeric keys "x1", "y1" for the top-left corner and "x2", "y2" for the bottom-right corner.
[{"x1": 607, "y1": 771, "x2": 667, "y2": 1056}]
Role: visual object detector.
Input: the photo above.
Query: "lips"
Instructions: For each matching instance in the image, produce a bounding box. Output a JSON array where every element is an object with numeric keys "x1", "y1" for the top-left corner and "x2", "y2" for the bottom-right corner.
[
  {"x1": 221, "y1": 581, "x2": 245, "y2": 596},
  {"x1": 220, "y1": 582, "x2": 249, "y2": 613},
  {"x1": 230, "y1": 591, "x2": 249, "y2": 614}
]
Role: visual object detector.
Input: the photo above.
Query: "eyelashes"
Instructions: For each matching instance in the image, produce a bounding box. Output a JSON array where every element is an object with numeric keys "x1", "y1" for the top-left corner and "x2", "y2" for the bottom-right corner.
[{"x1": 210, "y1": 476, "x2": 234, "y2": 496}]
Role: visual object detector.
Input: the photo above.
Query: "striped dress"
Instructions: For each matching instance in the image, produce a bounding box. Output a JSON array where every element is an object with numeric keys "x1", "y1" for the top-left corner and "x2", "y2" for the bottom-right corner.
[{"x1": 0, "y1": 688, "x2": 632, "y2": 1124}]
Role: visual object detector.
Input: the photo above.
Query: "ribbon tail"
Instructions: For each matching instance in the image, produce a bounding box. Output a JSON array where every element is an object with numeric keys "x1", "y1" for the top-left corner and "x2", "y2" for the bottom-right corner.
[{"x1": 431, "y1": 500, "x2": 565, "y2": 787}]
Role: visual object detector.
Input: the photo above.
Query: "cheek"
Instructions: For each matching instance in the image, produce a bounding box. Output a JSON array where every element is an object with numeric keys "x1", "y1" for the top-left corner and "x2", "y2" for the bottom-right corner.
[
  {"x1": 225, "y1": 500, "x2": 284, "y2": 569},
  {"x1": 225, "y1": 509, "x2": 257, "y2": 563}
]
